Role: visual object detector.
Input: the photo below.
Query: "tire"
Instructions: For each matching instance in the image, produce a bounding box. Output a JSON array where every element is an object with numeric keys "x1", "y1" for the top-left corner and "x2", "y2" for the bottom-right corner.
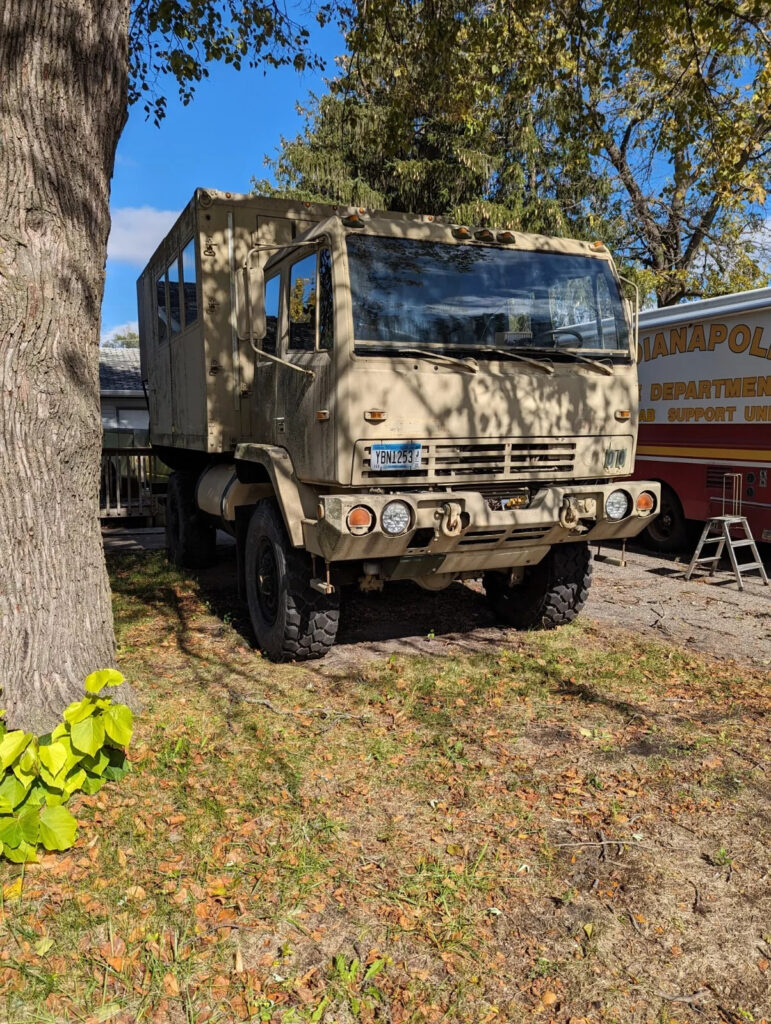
[
  {"x1": 165, "y1": 471, "x2": 217, "y2": 569},
  {"x1": 483, "y1": 542, "x2": 592, "y2": 630},
  {"x1": 642, "y1": 483, "x2": 688, "y2": 552},
  {"x1": 245, "y1": 500, "x2": 339, "y2": 661}
]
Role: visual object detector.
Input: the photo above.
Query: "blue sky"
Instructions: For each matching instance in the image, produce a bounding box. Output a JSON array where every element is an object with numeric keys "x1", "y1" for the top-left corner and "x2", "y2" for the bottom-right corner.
[{"x1": 101, "y1": 23, "x2": 343, "y2": 339}]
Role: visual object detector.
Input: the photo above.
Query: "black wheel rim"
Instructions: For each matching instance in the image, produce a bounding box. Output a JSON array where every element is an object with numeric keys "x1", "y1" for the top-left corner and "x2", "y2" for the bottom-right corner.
[
  {"x1": 649, "y1": 501, "x2": 676, "y2": 540},
  {"x1": 256, "y1": 538, "x2": 280, "y2": 625}
]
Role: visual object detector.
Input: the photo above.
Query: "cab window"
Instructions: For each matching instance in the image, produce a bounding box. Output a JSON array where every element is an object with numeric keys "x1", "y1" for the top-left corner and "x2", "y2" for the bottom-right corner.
[
  {"x1": 318, "y1": 248, "x2": 334, "y2": 351},
  {"x1": 264, "y1": 275, "x2": 280, "y2": 355},
  {"x1": 288, "y1": 254, "x2": 317, "y2": 352}
]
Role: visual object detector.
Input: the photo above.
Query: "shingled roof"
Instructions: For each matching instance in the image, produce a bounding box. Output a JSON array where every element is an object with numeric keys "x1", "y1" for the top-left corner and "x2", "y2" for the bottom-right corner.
[{"x1": 99, "y1": 349, "x2": 143, "y2": 393}]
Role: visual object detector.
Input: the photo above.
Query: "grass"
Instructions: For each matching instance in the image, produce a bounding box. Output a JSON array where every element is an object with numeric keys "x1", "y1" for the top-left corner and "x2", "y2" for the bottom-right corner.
[{"x1": 0, "y1": 550, "x2": 769, "y2": 1024}]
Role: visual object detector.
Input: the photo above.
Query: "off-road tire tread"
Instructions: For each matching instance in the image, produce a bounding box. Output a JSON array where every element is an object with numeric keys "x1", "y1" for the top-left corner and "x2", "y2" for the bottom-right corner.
[
  {"x1": 246, "y1": 500, "x2": 339, "y2": 662},
  {"x1": 484, "y1": 542, "x2": 592, "y2": 630},
  {"x1": 166, "y1": 471, "x2": 217, "y2": 569}
]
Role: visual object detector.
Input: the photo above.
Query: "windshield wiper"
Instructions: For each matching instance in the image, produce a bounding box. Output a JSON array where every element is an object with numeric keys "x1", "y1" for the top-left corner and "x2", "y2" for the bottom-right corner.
[
  {"x1": 473, "y1": 347, "x2": 554, "y2": 374},
  {"x1": 359, "y1": 345, "x2": 479, "y2": 374},
  {"x1": 523, "y1": 347, "x2": 615, "y2": 376}
]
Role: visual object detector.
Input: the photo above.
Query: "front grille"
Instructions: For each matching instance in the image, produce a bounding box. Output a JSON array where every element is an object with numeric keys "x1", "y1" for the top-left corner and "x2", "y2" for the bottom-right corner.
[
  {"x1": 457, "y1": 524, "x2": 551, "y2": 549},
  {"x1": 358, "y1": 438, "x2": 576, "y2": 483}
]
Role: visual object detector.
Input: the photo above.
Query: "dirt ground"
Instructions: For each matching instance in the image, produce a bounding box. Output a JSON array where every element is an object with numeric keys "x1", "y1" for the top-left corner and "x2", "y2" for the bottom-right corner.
[{"x1": 102, "y1": 527, "x2": 771, "y2": 671}]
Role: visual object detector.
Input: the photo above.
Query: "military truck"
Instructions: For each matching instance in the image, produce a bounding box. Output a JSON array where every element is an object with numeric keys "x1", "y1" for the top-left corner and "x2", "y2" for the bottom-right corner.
[{"x1": 137, "y1": 189, "x2": 660, "y2": 661}]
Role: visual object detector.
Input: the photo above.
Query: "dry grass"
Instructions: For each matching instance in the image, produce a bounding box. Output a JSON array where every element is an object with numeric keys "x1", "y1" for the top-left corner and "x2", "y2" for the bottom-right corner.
[{"x1": 0, "y1": 551, "x2": 769, "y2": 1024}]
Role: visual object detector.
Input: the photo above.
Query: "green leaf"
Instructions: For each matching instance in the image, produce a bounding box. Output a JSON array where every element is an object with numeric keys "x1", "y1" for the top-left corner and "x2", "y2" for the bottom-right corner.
[
  {"x1": 85, "y1": 669, "x2": 125, "y2": 693},
  {"x1": 51, "y1": 722, "x2": 68, "y2": 741},
  {"x1": 38, "y1": 804, "x2": 78, "y2": 851},
  {"x1": 3, "y1": 839, "x2": 39, "y2": 863},
  {"x1": 17, "y1": 806, "x2": 41, "y2": 846},
  {"x1": 0, "y1": 774, "x2": 28, "y2": 811},
  {"x1": 103, "y1": 704, "x2": 133, "y2": 747},
  {"x1": 63, "y1": 698, "x2": 96, "y2": 726},
  {"x1": 0, "y1": 816, "x2": 22, "y2": 849},
  {"x1": 38, "y1": 741, "x2": 68, "y2": 780},
  {"x1": 34, "y1": 937, "x2": 54, "y2": 957},
  {"x1": 70, "y1": 716, "x2": 105, "y2": 758},
  {"x1": 22, "y1": 782, "x2": 46, "y2": 809},
  {"x1": 0, "y1": 731, "x2": 32, "y2": 770},
  {"x1": 81, "y1": 774, "x2": 106, "y2": 795},
  {"x1": 61, "y1": 767, "x2": 87, "y2": 799},
  {"x1": 81, "y1": 749, "x2": 109, "y2": 776},
  {"x1": 12, "y1": 760, "x2": 38, "y2": 788}
]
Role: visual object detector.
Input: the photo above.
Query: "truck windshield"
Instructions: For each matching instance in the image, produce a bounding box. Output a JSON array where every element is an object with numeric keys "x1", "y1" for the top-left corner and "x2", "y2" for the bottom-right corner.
[{"x1": 347, "y1": 235, "x2": 630, "y2": 356}]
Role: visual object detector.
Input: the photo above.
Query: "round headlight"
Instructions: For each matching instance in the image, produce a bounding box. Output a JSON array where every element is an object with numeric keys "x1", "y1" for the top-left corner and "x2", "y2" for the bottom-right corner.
[
  {"x1": 381, "y1": 500, "x2": 412, "y2": 535},
  {"x1": 605, "y1": 490, "x2": 631, "y2": 521}
]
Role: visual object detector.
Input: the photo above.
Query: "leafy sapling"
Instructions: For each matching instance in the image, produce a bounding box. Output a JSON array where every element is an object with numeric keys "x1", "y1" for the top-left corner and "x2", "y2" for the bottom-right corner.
[{"x1": 0, "y1": 669, "x2": 133, "y2": 863}]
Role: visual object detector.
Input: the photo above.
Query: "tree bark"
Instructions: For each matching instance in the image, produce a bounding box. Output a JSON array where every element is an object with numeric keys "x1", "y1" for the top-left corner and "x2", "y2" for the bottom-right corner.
[{"x1": 0, "y1": 0, "x2": 131, "y2": 731}]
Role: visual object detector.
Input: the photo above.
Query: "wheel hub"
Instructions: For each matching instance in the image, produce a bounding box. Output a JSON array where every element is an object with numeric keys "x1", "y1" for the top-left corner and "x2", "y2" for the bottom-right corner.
[{"x1": 256, "y1": 538, "x2": 280, "y2": 624}]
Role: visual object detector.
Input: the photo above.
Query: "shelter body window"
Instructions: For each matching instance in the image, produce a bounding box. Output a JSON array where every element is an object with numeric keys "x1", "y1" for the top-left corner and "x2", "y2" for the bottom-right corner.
[
  {"x1": 181, "y1": 239, "x2": 198, "y2": 328},
  {"x1": 156, "y1": 272, "x2": 168, "y2": 344},
  {"x1": 167, "y1": 257, "x2": 181, "y2": 337}
]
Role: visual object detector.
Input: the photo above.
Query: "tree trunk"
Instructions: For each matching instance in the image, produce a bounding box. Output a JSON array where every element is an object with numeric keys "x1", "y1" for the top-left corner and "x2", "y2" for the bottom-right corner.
[{"x1": 0, "y1": 0, "x2": 131, "y2": 732}]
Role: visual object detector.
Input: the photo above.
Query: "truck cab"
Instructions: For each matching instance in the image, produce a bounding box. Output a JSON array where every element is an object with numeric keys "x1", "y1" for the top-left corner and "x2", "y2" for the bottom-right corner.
[{"x1": 138, "y1": 189, "x2": 659, "y2": 660}]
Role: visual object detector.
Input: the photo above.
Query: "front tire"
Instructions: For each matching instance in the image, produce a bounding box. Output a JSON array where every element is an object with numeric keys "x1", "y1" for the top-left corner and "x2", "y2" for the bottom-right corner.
[
  {"x1": 165, "y1": 471, "x2": 217, "y2": 569},
  {"x1": 484, "y1": 542, "x2": 592, "y2": 629},
  {"x1": 245, "y1": 500, "x2": 339, "y2": 661}
]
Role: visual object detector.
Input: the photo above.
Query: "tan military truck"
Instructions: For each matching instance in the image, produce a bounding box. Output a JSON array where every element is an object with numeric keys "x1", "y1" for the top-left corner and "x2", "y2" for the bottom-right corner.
[{"x1": 137, "y1": 188, "x2": 659, "y2": 660}]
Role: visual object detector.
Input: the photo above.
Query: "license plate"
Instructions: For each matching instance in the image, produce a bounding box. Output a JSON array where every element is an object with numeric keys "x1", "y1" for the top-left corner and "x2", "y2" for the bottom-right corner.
[{"x1": 371, "y1": 443, "x2": 422, "y2": 472}]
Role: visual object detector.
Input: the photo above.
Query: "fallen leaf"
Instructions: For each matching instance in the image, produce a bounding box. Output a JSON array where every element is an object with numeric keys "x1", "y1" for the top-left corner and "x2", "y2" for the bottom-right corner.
[{"x1": 162, "y1": 973, "x2": 179, "y2": 996}]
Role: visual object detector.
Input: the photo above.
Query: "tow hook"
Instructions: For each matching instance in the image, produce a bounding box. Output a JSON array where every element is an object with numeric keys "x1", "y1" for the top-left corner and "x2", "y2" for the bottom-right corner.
[
  {"x1": 439, "y1": 501, "x2": 464, "y2": 538},
  {"x1": 559, "y1": 498, "x2": 583, "y2": 532}
]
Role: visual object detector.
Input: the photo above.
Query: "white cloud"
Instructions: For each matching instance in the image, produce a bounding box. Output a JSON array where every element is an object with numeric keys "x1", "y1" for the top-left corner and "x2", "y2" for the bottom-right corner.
[
  {"x1": 107, "y1": 206, "x2": 178, "y2": 264},
  {"x1": 100, "y1": 320, "x2": 139, "y2": 344}
]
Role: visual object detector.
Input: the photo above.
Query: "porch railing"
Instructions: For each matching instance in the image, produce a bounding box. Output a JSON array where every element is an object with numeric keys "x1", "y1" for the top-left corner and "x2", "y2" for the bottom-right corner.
[{"x1": 100, "y1": 448, "x2": 165, "y2": 521}]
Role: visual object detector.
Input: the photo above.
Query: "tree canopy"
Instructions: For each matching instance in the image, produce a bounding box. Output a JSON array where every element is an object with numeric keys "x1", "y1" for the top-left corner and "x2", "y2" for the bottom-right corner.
[{"x1": 256, "y1": 0, "x2": 771, "y2": 305}]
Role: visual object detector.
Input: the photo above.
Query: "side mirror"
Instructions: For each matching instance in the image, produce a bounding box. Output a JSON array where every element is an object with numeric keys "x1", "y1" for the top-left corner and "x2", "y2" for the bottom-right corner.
[{"x1": 243, "y1": 263, "x2": 266, "y2": 342}]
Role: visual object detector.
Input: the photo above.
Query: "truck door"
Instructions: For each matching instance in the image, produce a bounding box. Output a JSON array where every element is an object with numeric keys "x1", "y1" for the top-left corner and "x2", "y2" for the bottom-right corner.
[
  {"x1": 252, "y1": 273, "x2": 281, "y2": 444},
  {"x1": 275, "y1": 246, "x2": 335, "y2": 482}
]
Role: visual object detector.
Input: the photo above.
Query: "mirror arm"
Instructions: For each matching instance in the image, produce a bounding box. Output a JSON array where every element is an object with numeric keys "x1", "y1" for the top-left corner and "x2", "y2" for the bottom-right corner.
[{"x1": 248, "y1": 338, "x2": 315, "y2": 380}]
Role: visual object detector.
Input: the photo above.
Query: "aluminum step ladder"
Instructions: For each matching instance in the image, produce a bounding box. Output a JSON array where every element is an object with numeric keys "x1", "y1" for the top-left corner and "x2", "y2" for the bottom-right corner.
[{"x1": 684, "y1": 474, "x2": 768, "y2": 591}]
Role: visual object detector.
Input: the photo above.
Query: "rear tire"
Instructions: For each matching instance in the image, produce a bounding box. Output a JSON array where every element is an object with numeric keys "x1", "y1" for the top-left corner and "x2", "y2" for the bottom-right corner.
[
  {"x1": 483, "y1": 542, "x2": 592, "y2": 629},
  {"x1": 165, "y1": 471, "x2": 217, "y2": 569},
  {"x1": 642, "y1": 484, "x2": 688, "y2": 552},
  {"x1": 245, "y1": 500, "x2": 339, "y2": 661}
]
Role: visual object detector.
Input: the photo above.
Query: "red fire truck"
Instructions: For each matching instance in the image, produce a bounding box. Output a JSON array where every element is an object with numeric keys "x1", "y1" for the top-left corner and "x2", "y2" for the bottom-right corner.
[{"x1": 634, "y1": 287, "x2": 771, "y2": 551}]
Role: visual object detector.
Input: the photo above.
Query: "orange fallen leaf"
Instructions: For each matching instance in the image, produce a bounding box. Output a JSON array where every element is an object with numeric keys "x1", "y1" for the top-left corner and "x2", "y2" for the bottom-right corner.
[{"x1": 162, "y1": 972, "x2": 179, "y2": 996}]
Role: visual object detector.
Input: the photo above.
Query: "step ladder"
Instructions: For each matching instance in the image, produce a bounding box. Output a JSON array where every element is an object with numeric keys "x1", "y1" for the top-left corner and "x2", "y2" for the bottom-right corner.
[{"x1": 684, "y1": 475, "x2": 768, "y2": 591}]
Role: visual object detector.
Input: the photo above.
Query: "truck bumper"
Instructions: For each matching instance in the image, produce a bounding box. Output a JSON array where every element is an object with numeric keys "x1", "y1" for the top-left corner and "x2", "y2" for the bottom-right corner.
[{"x1": 305, "y1": 480, "x2": 661, "y2": 572}]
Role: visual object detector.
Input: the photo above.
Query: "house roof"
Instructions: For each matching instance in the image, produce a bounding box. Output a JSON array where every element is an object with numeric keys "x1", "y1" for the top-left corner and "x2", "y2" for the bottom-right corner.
[{"x1": 99, "y1": 349, "x2": 143, "y2": 394}]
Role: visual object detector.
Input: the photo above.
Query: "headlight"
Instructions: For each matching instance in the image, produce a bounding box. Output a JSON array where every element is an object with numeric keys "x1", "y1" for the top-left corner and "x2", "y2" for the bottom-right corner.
[
  {"x1": 381, "y1": 500, "x2": 412, "y2": 535},
  {"x1": 605, "y1": 490, "x2": 631, "y2": 520}
]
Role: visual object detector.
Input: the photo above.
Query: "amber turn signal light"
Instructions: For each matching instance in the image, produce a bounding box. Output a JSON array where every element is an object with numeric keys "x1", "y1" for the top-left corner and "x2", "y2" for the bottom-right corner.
[
  {"x1": 636, "y1": 492, "x2": 656, "y2": 513},
  {"x1": 346, "y1": 506, "x2": 374, "y2": 536}
]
